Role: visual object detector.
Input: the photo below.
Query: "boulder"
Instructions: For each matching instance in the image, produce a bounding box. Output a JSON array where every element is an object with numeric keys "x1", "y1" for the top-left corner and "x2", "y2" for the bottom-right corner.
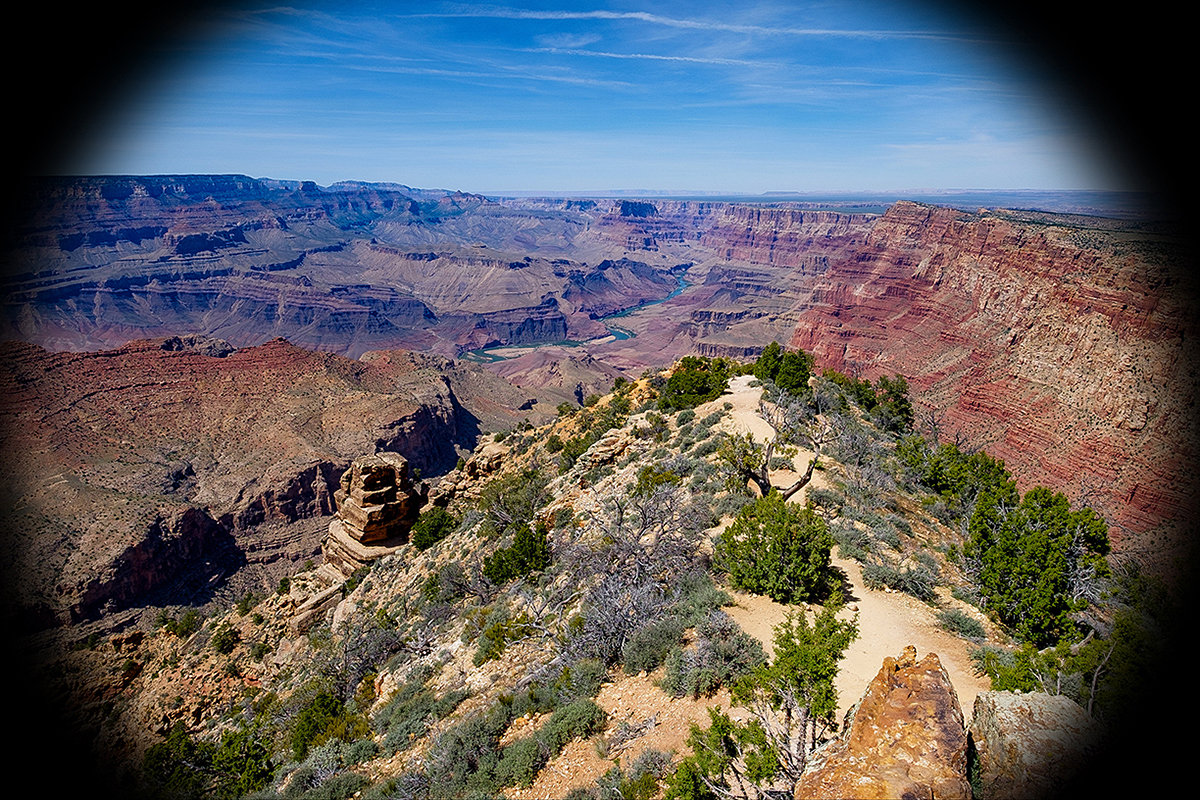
[
  {"x1": 796, "y1": 645, "x2": 971, "y2": 800},
  {"x1": 969, "y1": 690, "x2": 1103, "y2": 800}
]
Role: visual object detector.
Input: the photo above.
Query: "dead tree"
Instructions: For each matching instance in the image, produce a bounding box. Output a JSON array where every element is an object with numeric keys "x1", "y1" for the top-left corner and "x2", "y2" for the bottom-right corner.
[{"x1": 719, "y1": 390, "x2": 839, "y2": 500}]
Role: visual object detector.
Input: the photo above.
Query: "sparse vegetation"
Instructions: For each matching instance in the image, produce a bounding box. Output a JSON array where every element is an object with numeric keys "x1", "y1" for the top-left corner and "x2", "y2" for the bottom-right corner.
[
  {"x1": 937, "y1": 608, "x2": 986, "y2": 641},
  {"x1": 113, "y1": 350, "x2": 1143, "y2": 800},
  {"x1": 665, "y1": 600, "x2": 858, "y2": 799}
]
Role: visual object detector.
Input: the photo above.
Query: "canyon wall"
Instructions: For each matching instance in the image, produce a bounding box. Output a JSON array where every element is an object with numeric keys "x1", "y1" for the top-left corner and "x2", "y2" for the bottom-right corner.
[
  {"x1": 3, "y1": 177, "x2": 682, "y2": 358},
  {"x1": 782, "y1": 202, "x2": 1196, "y2": 567},
  {"x1": 0, "y1": 335, "x2": 544, "y2": 628}
]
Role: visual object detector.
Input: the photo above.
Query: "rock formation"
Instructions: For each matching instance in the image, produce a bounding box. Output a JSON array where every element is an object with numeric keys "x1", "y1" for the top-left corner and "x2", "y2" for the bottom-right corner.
[
  {"x1": 968, "y1": 690, "x2": 1104, "y2": 800},
  {"x1": 5, "y1": 175, "x2": 1193, "y2": 581},
  {"x1": 335, "y1": 453, "x2": 423, "y2": 543},
  {"x1": 796, "y1": 646, "x2": 971, "y2": 800},
  {"x1": 322, "y1": 452, "x2": 426, "y2": 577},
  {"x1": 0, "y1": 336, "x2": 543, "y2": 628}
]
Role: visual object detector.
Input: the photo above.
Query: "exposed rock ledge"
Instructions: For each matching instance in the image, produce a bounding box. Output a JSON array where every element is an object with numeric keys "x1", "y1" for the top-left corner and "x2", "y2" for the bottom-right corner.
[
  {"x1": 968, "y1": 690, "x2": 1104, "y2": 800},
  {"x1": 796, "y1": 645, "x2": 970, "y2": 799}
]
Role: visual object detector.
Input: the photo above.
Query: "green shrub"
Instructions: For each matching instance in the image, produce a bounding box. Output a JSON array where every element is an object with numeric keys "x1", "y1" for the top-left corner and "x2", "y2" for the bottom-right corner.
[
  {"x1": 291, "y1": 693, "x2": 349, "y2": 761},
  {"x1": 871, "y1": 524, "x2": 901, "y2": 550},
  {"x1": 539, "y1": 699, "x2": 608, "y2": 752},
  {"x1": 473, "y1": 605, "x2": 533, "y2": 665},
  {"x1": 483, "y1": 522, "x2": 551, "y2": 585},
  {"x1": 831, "y1": 521, "x2": 871, "y2": 561},
  {"x1": 658, "y1": 357, "x2": 732, "y2": 411},
  {"x1": 376, "y1": 672, "x2": 469, "y2": 753},
  {"x1": 411, "y1": 506, "x2": 458, "y2": 551},
  {"x1": 478, "y1": 468, "x2": 550, "y2": 536},
  {"x1": 623, "y1": 617, "x2": 686, "y2": 674},
  {"x1": 495, "y1": 736, "x2": 547, "y2": 788},
  {"x1": 938, "y1": 609, "x2": 986, "y2": 641},
  {"x1": 144, "y1": 721, "x2": 273, "y2": 800},
  {"x1": 660, "y1": 611, "x2": 765, "y2": 698},
  {"x1": 713, "y1": 492, "x2": 835, "y2": 604},
  {"x1": 424, "y1": 707, "x2": 511, "y2": 799},
  {"x1": 753, "y1": 341, "x2": 812, "y2": 395},
  {"x1": 860, "y1": 562, "x2": 938, "y2": 602},
  {"x1": 210, "y1": 624, "x2": 240, "y2": 655},
  {"x1": 236, "y1": 591, "x2": 263, "y2": 616},
  {"x1": 158, "y1": 608, "x2": 202, "y2": 637},
  {"x1": 669, "y1": 571, "x2": 733, "y2": 628},
  {"x1": 966, "y1": 485, "x2": 1110, "y2": 647},
  {"x1": 304, "y1": 772, "x2": 368, "y2": 800}
]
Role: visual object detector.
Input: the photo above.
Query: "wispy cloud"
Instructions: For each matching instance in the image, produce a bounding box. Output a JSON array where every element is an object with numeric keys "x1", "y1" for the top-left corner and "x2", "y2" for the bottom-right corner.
[
  {"x1": 525, "y1": 46, "x2": 774, "y2": 68},
  {"x1": 536, "y1": 32, "x2": 603, "y2": 49},
  {"x1": 416, "y1": 4, "x2": 997, "y2": 43}
]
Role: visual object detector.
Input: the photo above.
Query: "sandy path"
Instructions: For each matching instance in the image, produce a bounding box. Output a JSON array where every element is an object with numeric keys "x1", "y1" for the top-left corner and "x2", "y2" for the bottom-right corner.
[
  {"x1": 706, "y1": 374, "x2": 990, "y2": 722},
  {"x1": 725, "y1": 572, "x2": 989, "y2": 726},
  {"x1": 508, "y1": 374, "x2": 993, "y2": 798}
]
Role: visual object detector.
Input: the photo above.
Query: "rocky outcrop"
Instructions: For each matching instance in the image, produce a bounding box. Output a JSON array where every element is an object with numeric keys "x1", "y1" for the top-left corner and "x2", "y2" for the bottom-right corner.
[
  {"x1": 796, "y1": 646, "x2": 970, "y2": 800},
  {"x1": 333, "y1": 453, "x2": 424, "y2": 544},
  {"x1": 427, "y1": 439, "x2": 508, "y2": 507},
  {"x1": 968, "y1": 690, "x2": 1103, "y2": 800},
  {"x1": 0, "y1": 336, "x2": 533, "y2": 628},
  {"x1": 321, "y1": 452, "x2": 428, "y2": 578}
]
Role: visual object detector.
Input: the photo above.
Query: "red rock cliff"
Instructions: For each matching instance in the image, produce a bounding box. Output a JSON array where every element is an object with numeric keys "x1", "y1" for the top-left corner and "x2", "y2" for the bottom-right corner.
[{"x1": 788, "y1": 202, "x2": 1197, "y2": 570}]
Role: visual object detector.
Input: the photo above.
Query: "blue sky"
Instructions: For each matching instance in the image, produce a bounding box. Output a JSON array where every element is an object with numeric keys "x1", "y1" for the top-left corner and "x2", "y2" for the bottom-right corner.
[{"x1": 69, "y1": 1, "x2": 1129, "y2": 194}]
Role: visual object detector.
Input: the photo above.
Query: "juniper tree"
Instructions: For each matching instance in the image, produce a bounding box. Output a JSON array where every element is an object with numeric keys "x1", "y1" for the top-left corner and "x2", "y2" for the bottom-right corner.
[{"x1": 713, "y1": 491, "x2": 835, "y2": 605}]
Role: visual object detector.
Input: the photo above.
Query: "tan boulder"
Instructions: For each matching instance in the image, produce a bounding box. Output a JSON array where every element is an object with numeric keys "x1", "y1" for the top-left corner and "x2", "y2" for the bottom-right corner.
[
  {"x1": 796, "y1": 645, "x2": 970, "y2": 800},
  {"x1": 968, "y1": 690, "x2": 1103, "y2": 800}
]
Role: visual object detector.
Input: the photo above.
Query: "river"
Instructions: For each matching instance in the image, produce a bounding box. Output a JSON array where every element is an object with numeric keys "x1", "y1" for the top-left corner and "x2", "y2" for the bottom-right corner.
[{"x1": 460, "y1": 274, "x2": 688, "y2": 363}]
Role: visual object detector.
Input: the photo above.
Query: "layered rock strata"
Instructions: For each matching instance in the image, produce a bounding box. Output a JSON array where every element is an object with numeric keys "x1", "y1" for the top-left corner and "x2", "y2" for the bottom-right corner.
[
  {"x1": 6, "y1": 175, "x2": 1192, "y2": 577},
  {"x1": 322, "y1": 452, "x2": 426, "y2": 577},
  {"x1": 334, "y1": 453, "x2": 423, "y2": 543},
  {"x1": 786, "y1": 202, "x2": 1197, "y2": 568}
]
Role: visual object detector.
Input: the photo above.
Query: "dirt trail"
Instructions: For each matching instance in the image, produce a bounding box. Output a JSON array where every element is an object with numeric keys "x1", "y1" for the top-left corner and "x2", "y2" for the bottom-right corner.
[
  {"x1": 511, "y1": 375, "x2": 991, "y2": 798},
  {"x1": 706, "y1": 374, "x2": 991, "y2": 723}
]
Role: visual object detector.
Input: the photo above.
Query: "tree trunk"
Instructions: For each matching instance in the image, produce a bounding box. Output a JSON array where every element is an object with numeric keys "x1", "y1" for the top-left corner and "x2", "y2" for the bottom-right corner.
[{"x1": 778, "y1": 455, "x2": 819, "y2": 500}]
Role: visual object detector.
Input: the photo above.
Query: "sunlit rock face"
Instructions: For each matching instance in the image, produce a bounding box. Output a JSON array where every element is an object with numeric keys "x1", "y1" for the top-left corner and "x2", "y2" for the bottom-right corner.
[
  {"x1": 786, "y1": 202, "x2": 1197, "y2": 567},
  {"x1": 968, "y1": 690, "x2": 1104, "y2": 800},
  {"x1": 796, "y1": 646, "x2": 971, "y2": 800}
]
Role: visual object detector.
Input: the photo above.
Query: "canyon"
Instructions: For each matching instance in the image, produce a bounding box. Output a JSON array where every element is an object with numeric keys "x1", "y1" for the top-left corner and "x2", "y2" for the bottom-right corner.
[
  {"x1": 0, "y1": 175, "x2": 1191, "y2": 799},
  {"x1": 4, "y1": 176, "x2": 1192, "y2": 580},
  {"x1": 0, "y1": 333, "x2": 548, "y2": 633}
]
